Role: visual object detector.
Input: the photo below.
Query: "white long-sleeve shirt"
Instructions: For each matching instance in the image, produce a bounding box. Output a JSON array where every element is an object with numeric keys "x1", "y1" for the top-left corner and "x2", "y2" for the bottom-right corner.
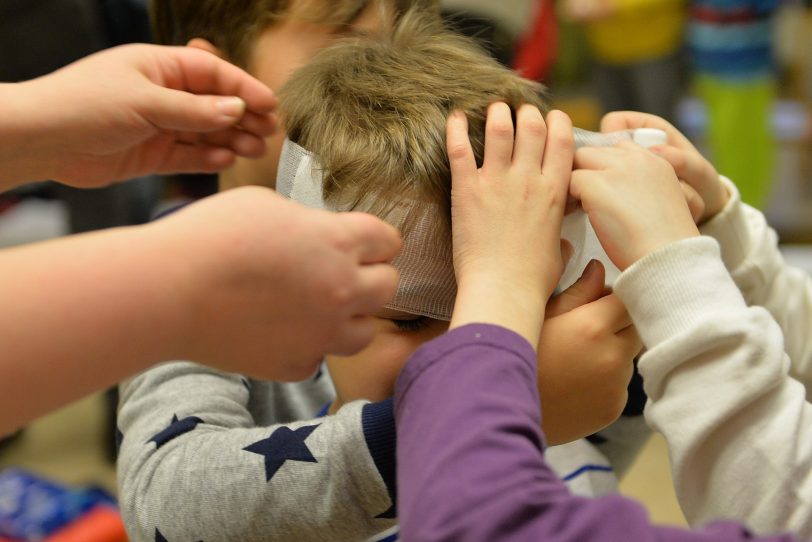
[{"x1": 613, "y1": 178, "x2": 812, "y2": 538}]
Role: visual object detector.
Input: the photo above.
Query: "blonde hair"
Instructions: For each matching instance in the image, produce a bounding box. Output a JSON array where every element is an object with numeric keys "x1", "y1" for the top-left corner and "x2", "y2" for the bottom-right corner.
[
  {"x1": 150, "y1": 0, "x2": 438, "y2": 67},
  {"x1": 280, "y1": 11, "x2": 547, "y2": 229}
]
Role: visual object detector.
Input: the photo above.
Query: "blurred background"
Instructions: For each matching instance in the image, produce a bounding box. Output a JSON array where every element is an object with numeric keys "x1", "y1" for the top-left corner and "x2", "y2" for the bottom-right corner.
[{"x1": 1, "y1": 0, "x2": 811, "y2": 539}]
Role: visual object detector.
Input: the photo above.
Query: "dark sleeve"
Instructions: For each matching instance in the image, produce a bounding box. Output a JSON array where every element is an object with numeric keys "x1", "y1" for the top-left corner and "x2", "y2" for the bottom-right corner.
[{"x1": 393, "y1": 324, "x2": 800, "y2": 542}]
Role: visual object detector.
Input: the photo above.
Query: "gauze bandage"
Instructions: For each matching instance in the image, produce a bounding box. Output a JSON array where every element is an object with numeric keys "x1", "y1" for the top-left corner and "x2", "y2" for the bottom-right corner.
[
  {"x1": 276, "y1": 127, "x2": 667, "y2": 321},
  {"x1": 277, "y1": 139, "x2": 456, "y2": 320},
  {"x1": 560, "y1": 127, "x2": 668, "y2": 289}
]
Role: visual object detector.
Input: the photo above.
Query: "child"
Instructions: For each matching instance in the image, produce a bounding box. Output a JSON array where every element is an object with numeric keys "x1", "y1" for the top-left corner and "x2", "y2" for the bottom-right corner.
[
  {"x1": 278, "y1": 9, "x2": 640, "y2": 450},
  {"x1": 394, "y1": 98, "x2": 801, "y2": 542},
  {"x1": 117, "y1": 3, "x2": 445, "y2": 542},
  {"x1": 117, "y1": 5, "x2": 639, "y2": 541},
  {"x1": 597, "y1": 111, "x2": 812, "y2": 537}
]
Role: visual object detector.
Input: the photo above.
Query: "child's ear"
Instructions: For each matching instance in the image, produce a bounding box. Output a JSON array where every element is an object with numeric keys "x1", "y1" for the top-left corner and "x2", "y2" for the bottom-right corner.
[{"x1": 187, "y1": 38, "x2": 225, "y2": 59}]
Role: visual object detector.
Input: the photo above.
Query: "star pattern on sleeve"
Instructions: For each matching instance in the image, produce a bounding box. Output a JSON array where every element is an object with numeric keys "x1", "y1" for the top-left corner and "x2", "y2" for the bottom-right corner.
[
  {"x1": 243, "y1": 425, "x2": 320, "y2": 481},
  {"x1": 148, "y1": 414, "x2": 204, "y2": 449}
]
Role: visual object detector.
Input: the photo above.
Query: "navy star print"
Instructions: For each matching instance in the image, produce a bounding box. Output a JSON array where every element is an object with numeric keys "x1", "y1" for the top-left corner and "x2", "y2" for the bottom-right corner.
[
  {"x1": 243, "y1": 425, "x2": 320, "y2": 481},
  {"x1": 149, "y1": 414, "x2": 204, "y2": 448}
]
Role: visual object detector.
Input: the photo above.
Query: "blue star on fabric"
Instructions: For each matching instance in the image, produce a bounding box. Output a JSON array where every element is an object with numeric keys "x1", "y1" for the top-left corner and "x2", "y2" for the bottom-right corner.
[
  {"x1": 243, "y1": 425, "x2": 320, "y2": 481},
  {"x1": 148, "y1": 414, "x2": 204, "y2": 449}
]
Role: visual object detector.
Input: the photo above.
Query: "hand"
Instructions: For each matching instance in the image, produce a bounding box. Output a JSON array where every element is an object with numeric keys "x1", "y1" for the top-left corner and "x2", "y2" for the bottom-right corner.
[
  {"x1": 149, "y1": 186, "x2": 401, "y2": 381},
  {"x1": 448, "y1": 104, "x2": 574, "y2": 346},
  {"x1": 1, "y1": 44, "x2": 277, "y2": 188},
  {"x1": 537, "y1": 261, "x2": 641, "y2": 444},
  {"x1": 601, "y1": 111, "x2": 729, "y2": 224},
  {"x1": 570, "y1": 142, "x2": 700, "y2": 271}
]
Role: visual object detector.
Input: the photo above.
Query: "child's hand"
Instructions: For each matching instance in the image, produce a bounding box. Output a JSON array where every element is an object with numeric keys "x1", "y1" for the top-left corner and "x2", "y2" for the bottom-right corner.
[
  {"x1": 150, "y1": 186, "x2": 401, "y2": 381},
  {"x1": 538, "y1": 261, "x2": 641, "y2": 444},
  {"x1": 601, "y1": 111, "x2": 729, "y2": 224},
  {"x1": 571, "y1": 142, "x2": 700, "y2": 271},
  {"x1": 448, "y1": 104, "x2": 573, "y2": 346},
  {"x1": 2, "y1": 44, "x2": 277, "y2": 188}
]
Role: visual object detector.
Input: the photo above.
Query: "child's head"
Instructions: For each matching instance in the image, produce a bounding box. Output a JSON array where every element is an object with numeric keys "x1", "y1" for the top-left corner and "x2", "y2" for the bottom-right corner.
[
  {"x1": 150, "y1": 0, "x2": 438, "y2": 189},
  {"x1": 276, "y1": 11, "x2": 547, "y2": 405}
]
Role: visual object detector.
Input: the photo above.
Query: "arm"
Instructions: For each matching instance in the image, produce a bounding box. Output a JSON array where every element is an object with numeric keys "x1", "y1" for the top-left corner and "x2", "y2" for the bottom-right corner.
[
  {"x1": 600, "y1": 111, "x2": 812, "y2": 380},
  {"x1": 614, "y1": 237, "x2": 812, "y2": 537},
  {"x1": 117, "y1": 362, "x2": 397, "y2": 541},
  {"x1": 0, "y1": 43, "x2": 276, "y2": 190},
  {"x1": 700, "y1": 178, "x2": 812, "y2": 387},
  {"x1": 0, "y1": 187, "x2": 399, "y2": 434},
  {"x1": 395, "y1": 323, "x2": 795, "y2": 542}
]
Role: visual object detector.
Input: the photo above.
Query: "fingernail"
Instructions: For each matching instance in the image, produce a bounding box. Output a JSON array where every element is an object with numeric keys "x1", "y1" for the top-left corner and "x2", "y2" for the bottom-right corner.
[{"x1": 217, "y1": 97, "x2": 245, "y2": 119}]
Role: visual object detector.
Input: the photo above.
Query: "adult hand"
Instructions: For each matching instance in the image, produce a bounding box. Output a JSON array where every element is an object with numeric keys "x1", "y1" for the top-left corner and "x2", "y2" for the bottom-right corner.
[
  {"x1": 601, "y1": 111, "x2": 729, "y2": 224},
  {"x1": 0, "y1": 44, "x2": 277, "y2": 188},
  {"x1": 538, "y1": 261, "x2": 641, "y2": 444},
  {"x1": 570, "y1": 142, "x2": 700, "y2": 271},
  {"x1": 448, "y1": 104, "x2": 574, "y2": 346},
  {"x1": 150, "y1": 186, "x2": 401, "y2": 381}
]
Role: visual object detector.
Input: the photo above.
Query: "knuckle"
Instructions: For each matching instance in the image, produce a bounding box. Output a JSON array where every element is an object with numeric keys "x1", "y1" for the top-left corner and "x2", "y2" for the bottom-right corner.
[
  {"x1": 448, "y1": 143, "x2": 471, "y2": 161},
  {"x1": 487, "y1": 120, "x2": 514, "y2": 139}
]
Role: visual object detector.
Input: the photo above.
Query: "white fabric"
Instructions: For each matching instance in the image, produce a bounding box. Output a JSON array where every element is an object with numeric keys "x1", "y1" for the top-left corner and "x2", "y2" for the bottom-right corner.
[{"x1": 612, "y1": 178, "x2": 812, "y2": 537}]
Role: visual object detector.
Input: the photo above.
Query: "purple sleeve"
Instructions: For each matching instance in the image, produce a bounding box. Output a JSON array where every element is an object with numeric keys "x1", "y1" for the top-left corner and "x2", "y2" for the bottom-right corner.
[{"x1": 394, "y1": 324, "x2": 800, "y2": 542}]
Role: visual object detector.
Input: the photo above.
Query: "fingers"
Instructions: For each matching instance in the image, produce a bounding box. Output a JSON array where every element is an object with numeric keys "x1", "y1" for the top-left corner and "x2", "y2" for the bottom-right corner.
[
  {"x1": 170, "y1": 46, "x2": 278, "y2": 115},
  {"x1": 680, "y1": 181, "x2": 705, "y2": 223},
  {"x1": 446, "y1": 111, "x2": 478, "y2": 188},
  {"x1": 189, "y1": 127, "x2": 268, "y2": 158},
  {"x1": 351, "y1": 264, "x2": 400, "y2": 315},
  {"x1": 512, "y1": 105, "x2": 546, "y2": 170},
  {"x1": 600, "y1": 111, "x2": 694, "y2": 151},
  {"x1": 157, "y1": 143, "x2": 237, "y2": 174},
  {"x1": 482, "y1": 102, "x2": 515, "y2": 173},
  {"x1": 330, "y1": 316, "x2": 379, "y2": 356},
  {"x1": 579, "y1": 293, "x2": 633, "y2": 333},
  {"x1": 546, "y1": 259, "x2": 606, "y2": 317},
  {"x1": 340, "y1": 212, "x2": 403, "y2": 264},
  {"x1": 540, "y1": 110, "x2": 574, "y2": 213}
]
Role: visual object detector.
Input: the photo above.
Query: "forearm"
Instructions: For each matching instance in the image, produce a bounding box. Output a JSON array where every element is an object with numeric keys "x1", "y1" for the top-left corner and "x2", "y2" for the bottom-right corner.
[
  {"x1": 616, "y1": 237, "x2": 812, "y2": 537},
  {"x1": 0, "y1": 80, "x2": 60, "y2": 189},
  {"x1": 395, "y1": 324, "x2": 792, "y2": 542},
  {"x1": 701, "y1": 178, "x2": 812, "y2": 384},
  {"x1": 0, "y1": 223, "x2": 185, "y2": 433},
  {"x1": 118, "y1": 363, "x2": 396, "y2": 541}
]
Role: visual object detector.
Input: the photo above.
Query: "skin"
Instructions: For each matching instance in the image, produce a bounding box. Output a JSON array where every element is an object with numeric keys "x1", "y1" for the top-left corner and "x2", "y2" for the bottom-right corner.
[
  {"x1": 188, "y1": 1, "x2": 392, "y2": 190},
  {"x1": 0, "y1": 186, "x2": 401, "y2": 435},
  {"x1": 0, "y1": 44, "x2": 278, "y2": 189},
  {"x1": 600, "y1": 111, "x2": 731, "y2": 225},
  {"x1": 328, "y1": 105, "x2": 642, "y2": 444},
  {"x1": 0, "y1": 39, "x2": 404, "y2": 434}
]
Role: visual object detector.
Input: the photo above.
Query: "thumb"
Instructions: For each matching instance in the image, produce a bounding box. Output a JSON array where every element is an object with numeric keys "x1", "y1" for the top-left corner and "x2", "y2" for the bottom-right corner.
[
  {"x1": 546, "y1": 260, "x2": 606, "y2": 317},
  {"x1": 145, "y1": 88, "x2": 246, "y2": 133}
]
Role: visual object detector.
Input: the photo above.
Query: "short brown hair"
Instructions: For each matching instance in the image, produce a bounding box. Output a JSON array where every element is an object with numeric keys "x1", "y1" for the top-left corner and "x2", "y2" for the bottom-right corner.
[
  {"x1": 150, "y1": 0, "x2": 438, "y2": 67},
  {"x1": 280, "y1": 11, "x2": 547, "y2": 227}
]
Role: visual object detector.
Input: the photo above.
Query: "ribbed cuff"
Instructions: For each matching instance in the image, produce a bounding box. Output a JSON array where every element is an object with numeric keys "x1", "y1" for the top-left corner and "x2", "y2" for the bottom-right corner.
[{"x1": 362, "y1": 398, "x2": 397, "y2": 517}]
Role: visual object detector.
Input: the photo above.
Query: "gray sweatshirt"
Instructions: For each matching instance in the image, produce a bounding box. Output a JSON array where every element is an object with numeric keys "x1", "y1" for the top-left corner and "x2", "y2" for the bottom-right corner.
[{"x1": 117, "y1": 360, "x2": 648, "y2": 542}]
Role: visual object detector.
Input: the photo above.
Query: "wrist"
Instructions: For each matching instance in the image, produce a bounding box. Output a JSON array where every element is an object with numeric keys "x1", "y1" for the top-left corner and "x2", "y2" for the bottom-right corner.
[
  {"x1": 450, "y1": 274, "x2": 547, "y2": 348},
  {"x1": 0, "y1": 82, "x2": 52, "y2": 187}
]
